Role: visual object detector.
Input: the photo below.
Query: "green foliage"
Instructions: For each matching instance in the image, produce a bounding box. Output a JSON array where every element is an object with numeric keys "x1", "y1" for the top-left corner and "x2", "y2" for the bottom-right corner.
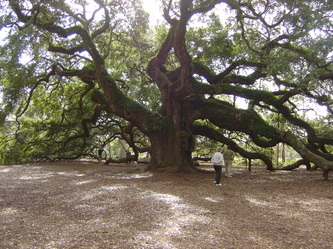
[
  {"x1": 0, "y1": 0, "x2": 332, "y2": 170},
  {"x1": 0, "y1": 0, "x2": 155, "y2": 163},
  {"x1": 187, "y1": 13, "x2": 237, "y2": 66}
]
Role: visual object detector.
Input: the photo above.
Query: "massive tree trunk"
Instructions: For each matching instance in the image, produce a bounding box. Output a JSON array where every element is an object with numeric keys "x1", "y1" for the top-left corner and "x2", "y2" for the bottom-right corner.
[
  {"x1": 147, "y1": 129, "x2": 195, "y2": 172},
  {"x1": 146, "y1": 92, "x2": 195, "y2": 172}
]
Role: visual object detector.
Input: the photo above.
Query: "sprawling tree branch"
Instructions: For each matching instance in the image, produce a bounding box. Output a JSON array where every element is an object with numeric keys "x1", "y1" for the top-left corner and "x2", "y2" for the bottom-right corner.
[{"x1": 191, "y1": 124, "x2": 274, "y2": 169}]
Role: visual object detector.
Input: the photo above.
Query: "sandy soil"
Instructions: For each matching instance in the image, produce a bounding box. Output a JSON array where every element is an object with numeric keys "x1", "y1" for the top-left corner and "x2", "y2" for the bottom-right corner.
[{"x1": 0, "y1": 161, "x2": 332, "y2": 249}]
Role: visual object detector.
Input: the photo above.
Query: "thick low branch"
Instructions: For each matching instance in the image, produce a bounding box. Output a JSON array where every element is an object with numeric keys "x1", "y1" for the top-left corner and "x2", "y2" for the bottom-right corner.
[
  {"x1": 281, "y1": 131, "x2": 333, "y2": 171},
  {"x1": 187, "y1": 96, "x2": 281, "y2": 143},
  {"x1": 278, "y1": 159, "x2": 311, "y2": 171},
  {"x1": 192, "y1": 82, "x2": 333, "y2": 146},
  {"x1": 191, "y1": 124, "x2": 273, "y2": 169},
  {"x1": 188, "y1": 97, "x2": 333, "y2": 172}
]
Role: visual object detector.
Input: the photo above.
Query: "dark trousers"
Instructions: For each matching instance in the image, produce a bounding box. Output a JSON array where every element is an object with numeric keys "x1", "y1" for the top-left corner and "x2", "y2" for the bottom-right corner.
[{"x1": 214, "y1": 165, "x2": 222, "y2": 184}]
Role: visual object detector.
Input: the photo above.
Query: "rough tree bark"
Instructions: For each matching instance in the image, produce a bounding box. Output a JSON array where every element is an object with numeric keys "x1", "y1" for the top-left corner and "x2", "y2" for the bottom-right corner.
[{"x1": 278, "y1": 159, "x2": 311, "y2": 171}]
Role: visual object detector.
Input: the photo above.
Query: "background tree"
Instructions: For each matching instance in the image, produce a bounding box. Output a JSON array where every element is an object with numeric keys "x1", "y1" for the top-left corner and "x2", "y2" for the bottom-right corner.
[{"x1": 0, "y1": 0, "x2": 332, "y2": 175}]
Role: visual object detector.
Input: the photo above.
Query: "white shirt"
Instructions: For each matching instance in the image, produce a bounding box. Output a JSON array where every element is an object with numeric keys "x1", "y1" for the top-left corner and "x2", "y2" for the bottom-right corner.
[{"x1": 211, "y1": 152, "x2": 224, "y2": 165}]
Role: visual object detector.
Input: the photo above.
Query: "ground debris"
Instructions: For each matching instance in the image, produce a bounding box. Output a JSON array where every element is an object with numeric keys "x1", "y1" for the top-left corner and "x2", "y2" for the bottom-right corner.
[{"x1": 0, "y1": 162, "x2": 332, "y2": 248}]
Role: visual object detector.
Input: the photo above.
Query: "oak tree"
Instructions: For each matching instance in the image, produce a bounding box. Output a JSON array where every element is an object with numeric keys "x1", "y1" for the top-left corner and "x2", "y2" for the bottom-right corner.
[{"x1": 1, "y1": 0, "x2": 332, "y2": 175}]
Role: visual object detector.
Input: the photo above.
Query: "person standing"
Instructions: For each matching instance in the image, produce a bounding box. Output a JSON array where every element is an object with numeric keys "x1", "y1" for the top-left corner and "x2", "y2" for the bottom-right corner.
[
  {"x1": 98, "y1": 148, "x2": 104, "y2": 164},
  {"x1": 223, "y1": 146, "x2": 235, "y2": 177},
  {"x1": 126, "y1": 151, "x2": 131, "y2": 164},
  {"x1": 211, "y1": 147, "x2": 224, "y2": 186}
]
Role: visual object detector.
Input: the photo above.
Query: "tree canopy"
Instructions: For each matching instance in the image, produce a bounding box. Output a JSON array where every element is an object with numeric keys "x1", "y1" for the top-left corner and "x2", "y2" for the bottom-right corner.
[{"x1": 0, "y1": 0, "x2": 332, "y2": 175}]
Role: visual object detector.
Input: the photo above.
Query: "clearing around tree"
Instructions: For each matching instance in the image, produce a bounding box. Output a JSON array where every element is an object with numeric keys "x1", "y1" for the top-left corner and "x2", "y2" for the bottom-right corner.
[{"x1": 0, "y1": 162, "x2": 332, "y2": 248}]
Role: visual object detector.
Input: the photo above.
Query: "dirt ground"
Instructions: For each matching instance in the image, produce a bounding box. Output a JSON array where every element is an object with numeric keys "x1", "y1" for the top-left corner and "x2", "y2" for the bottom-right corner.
[{"x1": 0, "y1": 161, "x2": 332, "y2": 249}]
